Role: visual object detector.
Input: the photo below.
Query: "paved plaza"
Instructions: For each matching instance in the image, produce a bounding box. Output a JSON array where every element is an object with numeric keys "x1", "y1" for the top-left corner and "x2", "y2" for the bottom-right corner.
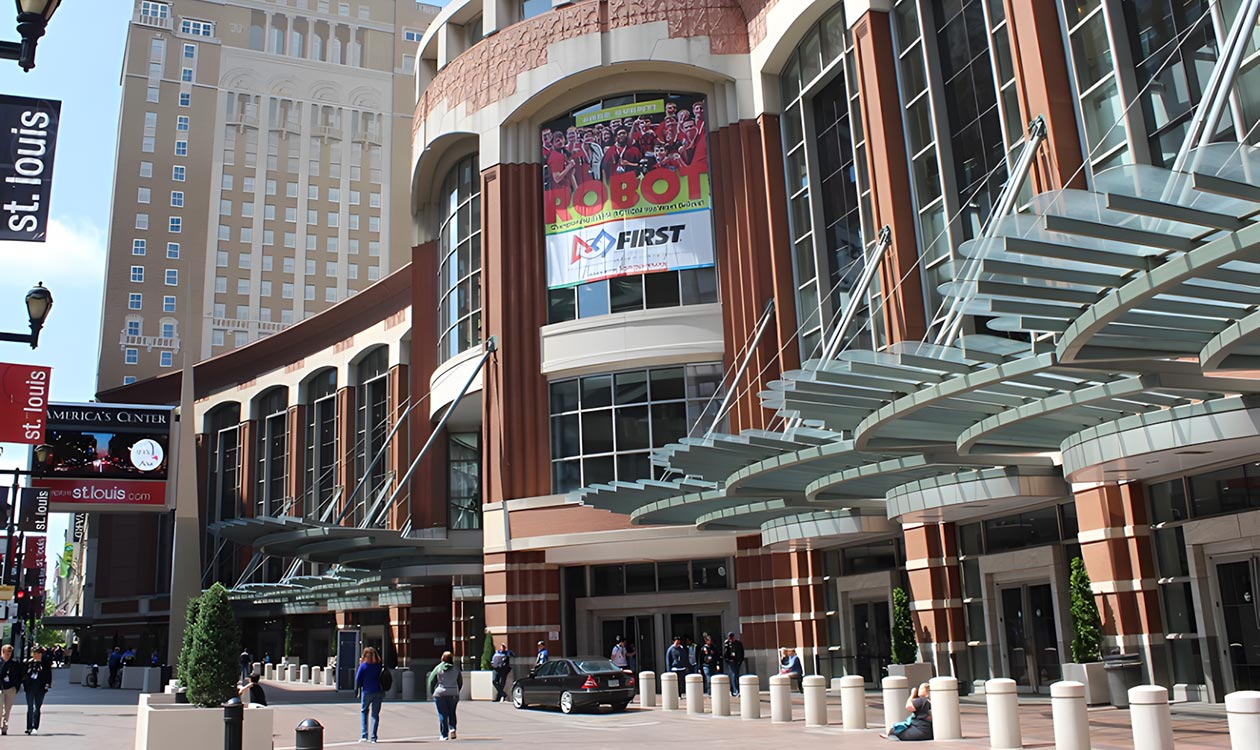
[{"x1": 23, "y1": 669, "x2": 1237, "y2": 749}]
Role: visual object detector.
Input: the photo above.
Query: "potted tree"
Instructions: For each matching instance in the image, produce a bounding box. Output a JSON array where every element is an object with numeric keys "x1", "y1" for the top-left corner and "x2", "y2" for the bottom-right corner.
[
  {"x1": 886, "y1": 587, "x2": 933, "y2": 685},
  {"x1": 469, "y1": 630, "x2": 497, "y2": 700},
  {"x1": 1062, "y1": 557, "x2": 1108, "y2": 704},
  {"x1": 135, "y1": 584, "x2": 274, "y2": 750}
]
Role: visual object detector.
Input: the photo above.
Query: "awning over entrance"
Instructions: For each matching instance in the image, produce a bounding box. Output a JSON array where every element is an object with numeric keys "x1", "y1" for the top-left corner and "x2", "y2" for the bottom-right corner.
[{"x1": 571, "y1": 144, "x2": 1260, "y2": 541}]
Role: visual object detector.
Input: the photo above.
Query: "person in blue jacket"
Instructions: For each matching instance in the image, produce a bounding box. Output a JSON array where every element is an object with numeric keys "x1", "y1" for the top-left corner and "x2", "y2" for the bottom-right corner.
[{"x1": 354, "y1": 647, "x2": 386, "y2": 743}]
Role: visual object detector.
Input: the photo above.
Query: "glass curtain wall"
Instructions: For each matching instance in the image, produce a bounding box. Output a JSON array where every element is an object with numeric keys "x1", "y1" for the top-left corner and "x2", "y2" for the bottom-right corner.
[
  {"x1": 448, "y1": 433, "x2": 481, "y2": 530},
  {"x1": 304, "y1": 369, "x2": 338, "y2": 522},
  {"x1": 355, "y1": 347, "x2": 390, "y2": 524},
  {"x1": 254, "y1": 387, "x2": 289, "y2": 518},
  {"x1": 438, "y1": 155, "x2": 482, "y2": 364},
  {"x1": 779, "y1": 6, "x2": 872, "y2": 357}
]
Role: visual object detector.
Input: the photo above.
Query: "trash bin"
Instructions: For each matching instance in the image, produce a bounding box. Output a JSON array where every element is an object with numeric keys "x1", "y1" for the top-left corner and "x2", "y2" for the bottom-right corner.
[{"x1": 1102, "y1": 653, "x2": 1143, "y2": 708}]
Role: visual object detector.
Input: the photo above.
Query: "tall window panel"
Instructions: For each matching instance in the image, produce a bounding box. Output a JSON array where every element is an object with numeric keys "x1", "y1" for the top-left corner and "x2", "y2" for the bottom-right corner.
[
  {"x1": 549, "y1": 363, "x2": 724, "y2": 493},
  {"x1": 304, "y1": 369, "x2": 338, "y2": 522},
  {"x1": 205, "y1": 404, "x2": 242, "y2": 584},
  {"x1": 438, "y1": 155, "x2": 482, "y2": 363},
  {"x1": 779, "y1": 6, "x2": 871, "y2": 358},
  {"x1": 254, "y1": 387, "x2": 289, "y2": 517},
  {"x1": 355, "y1": 347, "x2": 390, "y2": 523},
  {"x1": 448, "y1": 433, "x2": 481, "y2": 530}
]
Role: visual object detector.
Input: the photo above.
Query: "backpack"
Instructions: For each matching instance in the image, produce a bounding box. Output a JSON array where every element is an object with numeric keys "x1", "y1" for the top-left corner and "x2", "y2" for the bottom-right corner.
[
  {"x1": 378, "y1": 666, "x2": 393, "y2": 692},
  {"x1": 490, "y1": 651, "x2": 508, "y2": 669}
]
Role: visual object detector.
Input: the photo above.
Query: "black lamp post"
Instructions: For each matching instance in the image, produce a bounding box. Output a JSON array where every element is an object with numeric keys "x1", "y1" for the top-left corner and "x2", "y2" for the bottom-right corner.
[
  {"x1": 0, "y1": 0, "x2": 61, "y2": 72},
  {"x1": 0, "y1": 283, "x2": 53, "y2": 349}
]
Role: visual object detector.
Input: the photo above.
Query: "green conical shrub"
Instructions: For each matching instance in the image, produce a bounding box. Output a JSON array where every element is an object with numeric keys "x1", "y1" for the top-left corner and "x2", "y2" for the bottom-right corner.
[
  {"x1": 176, "y1": 595, "x2": 200, "y2": 686},
  {"x1": 184, "y1": 583, "x2": 241, "y2": 707},
  {"x1": 1069, "y1": 557, "x2": 1103, "y2": 663},
  {"x1": 479, "y1": 630, "x2": 495, "y2": 671},
  {"x1": 891, "y1": 587, "x2": 918, "y2": 665}
]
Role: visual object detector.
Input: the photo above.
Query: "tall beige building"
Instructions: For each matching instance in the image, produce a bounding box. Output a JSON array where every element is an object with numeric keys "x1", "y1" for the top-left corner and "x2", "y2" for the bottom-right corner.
[{"x1": 97, "y1": 0, "x2": 439, "y2": 390}]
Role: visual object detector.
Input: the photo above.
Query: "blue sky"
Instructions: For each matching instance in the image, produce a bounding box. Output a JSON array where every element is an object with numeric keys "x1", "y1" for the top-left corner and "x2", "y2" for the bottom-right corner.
[{"x1": 0, "y1": 4, "x2": 135, "y2": 588}]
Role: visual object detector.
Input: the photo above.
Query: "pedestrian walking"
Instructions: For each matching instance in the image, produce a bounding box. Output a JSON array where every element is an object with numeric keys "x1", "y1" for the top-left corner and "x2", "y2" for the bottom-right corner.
[
  {"x1": 355, "y1": 646, "x2": 386, "y2": 743},
  {"x1": 428, "y1": 651, "x2": 462, "y2": 741},
  {"x1": 626, "y1": 643, "x2": 638, "y2": 674},
  {"x1": 0, "y1": 644, "x2": 20, "y2": 735},
  {"x1": 22, "y1": 646, "x2": 51, "y2": 735},
  {"x1": 490, "y1": 643, "x2": 514, "y2": 702},
  {"x1": 150, "y1": 649, "x2": 160, "y2": 667},
  {"x1": 722, "y1": 632, "x2": 744, "y2": 696},
  {"x1": 666, "y1": 636, "x2": 689, "y2": 696},
  {"x1": 684, "y1": 636, "x2": 697, "y2": 675},
  {"x1": 610, "y1": 636, "x2": 629, "y2": 670},
  {"x1": 107, "y1": 646, "x2": 123, "y2": 688},
  {"x1": 698, "y1": 634, "x2": 720, "y2": 694},
  {"x1": 239, "y1": 648, "x2": 252, "y2": 685},
  {"x1": 534, "y1": 640, "x2": 549, "y2": 668}
]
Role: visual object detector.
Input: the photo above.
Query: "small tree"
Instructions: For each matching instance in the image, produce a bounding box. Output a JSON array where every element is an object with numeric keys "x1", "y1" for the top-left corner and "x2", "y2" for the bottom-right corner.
[
  {"x1": 176, "y1": 595, "x2": 201, "y2": 685},
  {"x1": 283, "y1": 622, "x2": 294, "y2": 657},
  {"x1": 184, "y1": 583, "x2": 241, "y2": 707},
  {"x1": 1069, "y1": 557, "x2": 1103, "y2": 663},
  {"x1": 891, "y1": 587, "x2": 918, "y2": 665},
  {"x1": 479, "y1": 630, "x2": 495, "y2": 671}
]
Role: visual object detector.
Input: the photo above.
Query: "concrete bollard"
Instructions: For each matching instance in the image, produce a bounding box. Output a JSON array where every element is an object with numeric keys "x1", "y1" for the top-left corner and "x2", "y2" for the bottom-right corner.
[
  {"x1": 300, "y1": 664, "x2": 311, "y2": 683},
  {"x1": 986, "y1": 678, "x2": 1021, "y2": 749},
  {"x1": 1050, "y1": 681, "x2": 1090, "y2": 750},
  {"x1": 661, "y1": 672, "x2": 679, "y2": 710},
  {"x1": 840, "y1": 675, "x2": 866, "y2": 731},
  {"x1": 639, "y1": 671, "x2": 656, "y2": 707},
  {"x1": 740, "y1": 675, "x2": 760, "y2": 720},
  {"x1": 830, "y1": 677, "x2": 845, "y2": 693},
  {"x1": 252, "y1": 662, "x2": 261, "y2": 678},
  {"x1": 711, "y1": 675, "x2": 731, "y2": 716},
  {"x1": 289, "y1": 664, "x2": 300, "y2": 682},
  {"x1": 311, "y1": 666, "x2": 322, "y2": 685},
  {"x1": 323, "y1": 668, "x2": 334, "y2": 687},
  {"x1": 1226, "y1": 691, "x2": 1260, "y2": 750},
  {"x1": 1129, "y1": 685, "x2": 1173, "y2": 750},
  {"x1": 401, "y1": 669, "x2": 417, "y2": 701},
  {"x1": 882, "y1": 675, "x2": 909, "y2": 733},
  {"x1": 686, "y1": 673, "x2": 704, "y2": 715},
  {"x1": 264, "y1": 663, "x2": 274, "y2": 681},
  {"x1": 769, "y1": 674, "x2": 792, "y2": 723},
  {"x1": 929, "y1": 676, "x2": 961, "y2": 740},
  {"x1": 803, "y1": 675, "x2": 827, "y2": 727}
]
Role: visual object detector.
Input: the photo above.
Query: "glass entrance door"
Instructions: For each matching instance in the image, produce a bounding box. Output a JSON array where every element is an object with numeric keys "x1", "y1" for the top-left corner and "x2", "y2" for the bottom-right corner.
[
  {"x1": 851, "y1": 600, "x2": 892, "y2": 684},
  {"x1": 600, "y1": 615, "x2": 657, "y2": 674},
  {"x1": 999, "y1": 583, "x2": 1060, "y2": 692},
  {"x1": 1218, "y1": 559, "x2": 1260, "y2": 691}
]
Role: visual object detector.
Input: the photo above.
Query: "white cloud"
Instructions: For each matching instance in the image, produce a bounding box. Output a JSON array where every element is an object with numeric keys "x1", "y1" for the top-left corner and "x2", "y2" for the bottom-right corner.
[{"x1": 0, "y1": 218, "x2": 106, "y2": 286}]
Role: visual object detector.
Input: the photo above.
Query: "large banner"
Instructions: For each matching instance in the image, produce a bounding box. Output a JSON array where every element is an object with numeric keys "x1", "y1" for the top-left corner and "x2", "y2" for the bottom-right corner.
[
  {"x1": 542, "y1": 94, "x2": 714, "y2": 289},
  {"x1": 33, "y1": 402, "x2": 173, "y2": 511},
  {"x1": 0, "y1": 362, "x2": 50, "y2": 444},
  {"x1": 0, "y1": 94, "x2": 60, "y2": 242}
]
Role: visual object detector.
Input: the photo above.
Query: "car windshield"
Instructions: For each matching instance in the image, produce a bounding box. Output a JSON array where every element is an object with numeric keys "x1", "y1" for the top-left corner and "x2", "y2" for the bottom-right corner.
[{"x1": 573, "y1": 659, "x2": 621, "y2": 674}]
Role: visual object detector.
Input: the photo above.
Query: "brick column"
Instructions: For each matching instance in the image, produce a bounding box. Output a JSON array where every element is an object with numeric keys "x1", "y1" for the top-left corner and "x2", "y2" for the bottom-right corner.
[
  {"x1": 410, "y1": 583, "x2": 453, "y2": 674},
  {"x1": 408, "y1": 242, "x2": 448, "y2": 531},
  {"x1": 386, "y1": 363, "x2": 409, "y2": 529},
  {"x1": 1074, "y1": 483, "x2": 1166, "y2": 683},
  {"x1": 335, "y1": 385, "x2": 356, "y2": 523},
  {"x1": 1000, "y1": 0, "x2": 1086, "y2": 192},
  {"x1": 238, "y1": 419, "x2": 256, "y2": 517},
  {"x1": 851, "y1": 8, "x2": 928, "y2": 344},
  {"x1": 734, "y1": 536, "x2": 826, "y2": 679},
  {"x1": 483, "y1": 551, "x2": 560, "y2": 661},
  {"x1": 709, "y1": 117, "x2": 800, "y2": 431},
  {"x1": 286, "y1": 404, "x2": 306, "y2": 517},
  {"x1": 387, "y1": 604, "x2": 410, "y2": 667},
  {"x1": 903, "y1": 522, "x2": 965, "y2": 677}
]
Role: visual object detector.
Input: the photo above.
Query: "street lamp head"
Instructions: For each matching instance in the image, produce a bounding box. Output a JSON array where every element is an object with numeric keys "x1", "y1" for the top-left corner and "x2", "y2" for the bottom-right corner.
[
  {"x1": 12, "y1": 0, "x2": 59, "y2": 71},
  {"x1": 25, "y1": 282, "x2": 51, "y2": 327},
  {"x1": 31, "y1": 443, "x2": 51, "y2": 469}
]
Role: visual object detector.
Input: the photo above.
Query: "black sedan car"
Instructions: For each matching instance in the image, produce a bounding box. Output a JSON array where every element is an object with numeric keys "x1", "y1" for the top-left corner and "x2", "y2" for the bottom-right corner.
[{"x1": 512, "y1": 657, "x2": 637, "y2": 713}]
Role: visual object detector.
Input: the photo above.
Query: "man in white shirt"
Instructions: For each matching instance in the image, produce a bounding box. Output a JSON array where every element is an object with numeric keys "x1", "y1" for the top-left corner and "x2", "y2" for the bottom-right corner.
[{"x1": 610, "y1": 636, "x2": 629, "y2": 669}]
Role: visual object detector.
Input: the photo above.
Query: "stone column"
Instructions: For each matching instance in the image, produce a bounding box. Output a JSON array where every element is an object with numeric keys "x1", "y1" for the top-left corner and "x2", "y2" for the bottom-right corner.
[
  {"x1": 734, "y1": 535, "x2": 825, "y2": 680},
  {"x1": 903, "y1": 522, "x2": 965, "y2": 678}
]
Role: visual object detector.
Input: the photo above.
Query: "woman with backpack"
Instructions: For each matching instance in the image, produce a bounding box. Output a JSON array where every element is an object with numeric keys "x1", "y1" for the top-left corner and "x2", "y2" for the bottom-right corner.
[
  {"x1": 354, "y1": 647, "x2": 389, "y2": 743},
  {"x1": 428, "y1": 651, "x2": 462, "y2": 741}
]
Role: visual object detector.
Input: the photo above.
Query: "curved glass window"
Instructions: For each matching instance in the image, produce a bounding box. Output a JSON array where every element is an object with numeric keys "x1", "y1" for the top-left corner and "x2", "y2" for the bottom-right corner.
[
  {"x1": 549, "y1": 363, "x2": 724, "y2": 493},
  {"x1": 438, "y1": 155, "x2": 481, "y2": 363}
]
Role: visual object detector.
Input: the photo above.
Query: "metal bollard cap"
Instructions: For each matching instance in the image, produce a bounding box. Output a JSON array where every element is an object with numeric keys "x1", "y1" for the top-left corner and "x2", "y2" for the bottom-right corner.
[{"x1": 296, "y1": 718, "x2": 324, "y2": 730}]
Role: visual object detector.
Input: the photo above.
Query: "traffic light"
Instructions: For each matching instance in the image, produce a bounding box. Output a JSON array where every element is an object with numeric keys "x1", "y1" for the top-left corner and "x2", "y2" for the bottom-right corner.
[{"x1": 13, "y1": 589, "x2": 27, "y2": 619}]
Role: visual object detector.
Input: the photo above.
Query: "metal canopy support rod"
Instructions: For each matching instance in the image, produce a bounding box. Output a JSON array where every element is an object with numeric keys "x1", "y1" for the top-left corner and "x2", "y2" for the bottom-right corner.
[
  {"x1": 378, "y1": 336, "x2": 498, "y2": 529},
  {"x1": 819, "y1": 225, "x2": 892, "y2": 364},
  {"x1": 704, "y1": 298, "x2": 775, "y2": 439},
  {"x1": 936, "y1": 116, "x2": 1047, "y2": 349}
]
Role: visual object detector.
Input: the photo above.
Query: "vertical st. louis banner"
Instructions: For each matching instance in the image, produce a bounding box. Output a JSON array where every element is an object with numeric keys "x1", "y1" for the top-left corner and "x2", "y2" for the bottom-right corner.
[{"x1": 542, "y1": 94, "x2": 714, "y2": 288}]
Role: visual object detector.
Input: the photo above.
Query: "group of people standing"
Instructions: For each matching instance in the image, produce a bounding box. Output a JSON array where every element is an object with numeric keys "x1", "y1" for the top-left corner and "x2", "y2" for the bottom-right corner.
[
  {"x1": 659, "y1": 632, "x2": 745, "y2": 696},
  {"x1": 0, "y1": 645, "x2": 53, "y2": 735}
]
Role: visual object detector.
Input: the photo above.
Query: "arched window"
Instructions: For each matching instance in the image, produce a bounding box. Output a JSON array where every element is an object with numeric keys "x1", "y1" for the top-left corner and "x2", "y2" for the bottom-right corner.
[
  {"x1": 437, "y1": 155, "x2": 482, "y2": 363},
  {"x1": 354, "y1": 347, "x2": 390, "y2": 523},
  {"x1": 253, "y1": 387, "x2": 289, "y2": 517},
  {"x1": 205, "y1": 403, "x2": 242, "y2": 583},
  {"x1": 304, "y1": 369, "x2": 338, "y2": 521}
]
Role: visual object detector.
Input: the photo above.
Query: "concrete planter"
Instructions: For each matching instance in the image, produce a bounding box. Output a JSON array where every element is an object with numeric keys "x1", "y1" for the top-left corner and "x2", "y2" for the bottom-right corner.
[
  {"x1": 1062, "y1": 662, "x2": 1108, "y2": 705},
  {"x1": 69, "y1": 664, "x2": 87, "y2": 684},
  {"x1": 469, "y1": 670, "x2": 496, "y2": 700},
  {"x1": 134, "y1": 695, "x2": 273, "y2": 750},
  {"x1": 887, "y1": 662, "x2": 934, "y2": 687}
]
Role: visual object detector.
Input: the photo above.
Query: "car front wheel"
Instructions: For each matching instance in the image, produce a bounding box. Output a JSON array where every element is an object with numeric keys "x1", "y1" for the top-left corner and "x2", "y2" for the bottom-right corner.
[
  {"x1": 559, "y1": 691, "x2": 576, "y2": 714},
  {"x1": 513, "y1": 685, "x2": 527, "y2": 709}
]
